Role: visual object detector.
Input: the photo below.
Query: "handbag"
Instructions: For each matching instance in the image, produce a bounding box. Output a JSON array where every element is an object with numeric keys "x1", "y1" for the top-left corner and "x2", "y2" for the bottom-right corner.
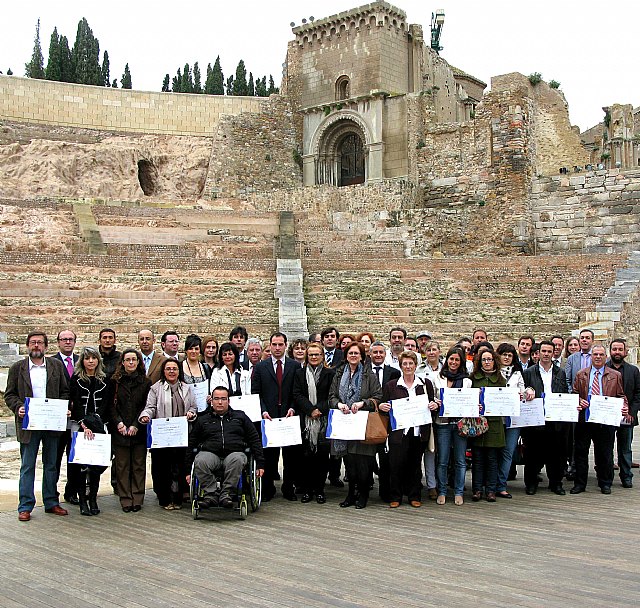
[
  {"x1": 82, "y1": 413, "x2": 107, "y2": 434},
  {"x1": 362, "y1": 404, "x2": 389, "y2": 445},
  {"x1": 457, "y1": 416, "x2": 489, "y2": 438}
]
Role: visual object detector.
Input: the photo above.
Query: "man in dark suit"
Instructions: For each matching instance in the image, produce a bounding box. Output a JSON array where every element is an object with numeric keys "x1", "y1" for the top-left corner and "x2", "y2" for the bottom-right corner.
[
  {"x1": 321, "y1": 327, "x2": 343, "y2": 368},
  {"x1": 138, "y1": 329, "x2": 163, "y2": 384},
  {"x1": 52, "y1": 329, "x2": 79, "y2": 504},
  {"x1": 5, "y1": 331, "x2": 70, "y2": 521},
  {"x1": 522, "y1": 340, "x2": 571, "y2": 495},
  {"x1": 606, "y1": 338, "x2": 640, "y2": 488},
  {"x1": 571, "y1": 344, "x2": 628, "y2": 495},
  {"x1": 230, "y1": 326, "x2": 249, "y2": 368},
  {"x1": 369, "y1": 341, "x2": 401, "y2": 502},
  {"x1": 251, "y1": 331, "x2": 301, "y2": 501}
]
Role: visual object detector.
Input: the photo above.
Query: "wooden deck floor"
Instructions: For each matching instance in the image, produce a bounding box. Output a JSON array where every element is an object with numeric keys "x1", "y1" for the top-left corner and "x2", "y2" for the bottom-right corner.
[{"x1": 1, "y1": 455, "x2": 639, "y2": 607}]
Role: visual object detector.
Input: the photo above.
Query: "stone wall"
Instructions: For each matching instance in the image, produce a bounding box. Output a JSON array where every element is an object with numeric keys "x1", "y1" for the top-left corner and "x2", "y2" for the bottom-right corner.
[
  {"x1": 0, "y1": 75, "x2": 264, "y2": 136},
  {"x1": 531, "y1": 168, "x2": 640, "y2": 253}
]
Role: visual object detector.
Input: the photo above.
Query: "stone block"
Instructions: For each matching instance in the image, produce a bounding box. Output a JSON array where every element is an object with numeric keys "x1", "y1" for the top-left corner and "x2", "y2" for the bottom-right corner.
[{"x1": 569, "y1": 176, "x2": 585, "y2": 186}]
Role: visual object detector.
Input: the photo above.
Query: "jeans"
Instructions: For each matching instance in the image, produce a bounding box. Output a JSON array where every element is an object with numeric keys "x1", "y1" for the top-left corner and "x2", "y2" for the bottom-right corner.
[
  {"x1": 435, "y1": 423, "x2": 467, "y2": 497},
  {"x1": 496, "y1": 426, "x2": 520, "y2": 492},
  {"x1": 472, "y1": 446, "x2": 499, "y2": 494},
  {"x1": 19, "y1": 430, "x2": 60, "y2": 512},
  {"x1": 423, "y1": 450, "x2": 436, "y2": 490},
  {"x1": 617, "y1": 425, "x2": 634, "y2": 483}
]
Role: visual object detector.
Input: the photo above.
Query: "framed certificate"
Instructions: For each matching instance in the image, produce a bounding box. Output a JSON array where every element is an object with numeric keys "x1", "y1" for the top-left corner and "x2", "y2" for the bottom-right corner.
[
  {"x1": 326, "y1": 410, "x2": 368, "y2": 440},
  {"x1": 587, "y1": 395, "x2": 624, "y2": 427},
  {"x1": 390, "y1": 394, "x2": 431, "y2": 430},
  {"x1": 190, "y1": 381, "x2": 209, "y2": 412},
  {"x1": 148, "y1": 417, "x2": 189, "y2": 448},
  {"x1": 439, "y1": 388, "x2": 480, "y2": 418},
  {"x1": 230, "y1": 394, "x2": 262, "y2": 422},
  {"x1": 506, "y1": 398, "x2": 545, "y2": 428},
  {"x1": 544, "y1": 393, "x2": 579, "y2": 423},
  {"x1": 21, "y1": 398, "x2": 68, "y2": 431},
  {"x1": 261, "y1": 416, "x2": 302, "y2": 448},
  {"x1": 69, "y1": 432, "x2": 112, "y2": 467},
  {"x1": 482, "y1": 387, "x2": 521, "y2": 417}
]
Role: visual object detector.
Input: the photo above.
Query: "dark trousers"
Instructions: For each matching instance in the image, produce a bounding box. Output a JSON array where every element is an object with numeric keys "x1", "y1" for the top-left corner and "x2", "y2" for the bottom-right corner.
[
  {"x1": 344, "y1": 453, "x2": 374, "y2": 499},
  {"x1": 388, "y1": 431, "x2": 425, "y2": 503},
  {"x1": 55, "y1": 430, "x2": 74, "y2": 498},
  {"x1": 151, "y1": 447, "x2": 188, "y2": 506},
  {"x1": 521, "y1": 422, "x2": 570, "y2": 488},
  {"x1": 472, "y1": 446, "x2": 499, "y2": 494},
  {"x1": 377, "y1": 446, "x2": 390, "y2": 501},
  {"x1": 300, "y1": 442, "x2": 330, "y2": 494},
  {"x1": 574, "y1": 422, "x2": 616, "y2": 489},
  {"x1": 114, "y1": 443, "x2": 147, "y2": 507},
  {"x1": 67, "y1": 462, "x2": 107, "y2": 498},
  {"x1": 616, "y1": 425, "x2": 634, "y2": 483},
  {"x1": 263, "y1": 444, "x2": 301, "y2": 497},
  {"x1": 328, "y1": 456, "x2": 343, "y2": 481}
]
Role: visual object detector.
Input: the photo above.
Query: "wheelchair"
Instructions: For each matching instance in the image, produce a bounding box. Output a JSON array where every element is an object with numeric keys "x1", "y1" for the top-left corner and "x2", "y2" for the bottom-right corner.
[{"x1": 190, "y1": 447, "x2": 261, "y2": 520}]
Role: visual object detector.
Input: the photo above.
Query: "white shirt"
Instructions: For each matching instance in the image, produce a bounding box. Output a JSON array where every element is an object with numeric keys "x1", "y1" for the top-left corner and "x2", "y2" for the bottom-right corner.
[
  {"x1": 142, "y1": 353, "x2": 154, "y2": 372},
  {"x1": 271, "y1": 355, "x2": 285, "y2": 374},
  {"x1": 539, "y1": 364, "x2": 554, "y2": 396},
  {"x1": 384, "y1": 352, "x2": 401, "y2": 370},
  {"x1": 29, "y1": 359, "x2": 47, "y2": 398},
  {"x1": 397, "y1": 375, "x2": 423, "y2": 436}
]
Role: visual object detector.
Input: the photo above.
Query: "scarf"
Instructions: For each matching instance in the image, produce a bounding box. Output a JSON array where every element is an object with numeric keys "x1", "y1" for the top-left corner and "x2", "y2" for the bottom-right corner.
[
  {"x1": 440, "y1": 368, "x2": 467, "y2": 388},
  {"x1": 338, "y1": 363, "x2": 363, "y2": 407},
  {"x1": 305, "y1": 365, "x2": 322, "y2": 451}
]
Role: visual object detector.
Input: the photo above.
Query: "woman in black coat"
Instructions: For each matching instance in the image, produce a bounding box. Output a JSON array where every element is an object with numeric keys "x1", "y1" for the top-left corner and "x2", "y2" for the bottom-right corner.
[
  {"x1": 109, "y1": 348, "x2": 152, "y2": 512},
  {"x1": 292, "y1": 343, "x2": 336, "y2": 504},
  {"x1": 68, "y1": 346, "x2": 111, "y2": 516}
]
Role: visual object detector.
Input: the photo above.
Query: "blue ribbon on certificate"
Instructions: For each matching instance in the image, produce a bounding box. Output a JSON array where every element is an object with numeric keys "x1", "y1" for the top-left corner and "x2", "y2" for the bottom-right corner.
[
  {"x1": 388, "y1": 407, "x2": 398, "y2": 431},
  {"x1": 585, "y1": 394, "x2": 591, "y2": 421},
  {"x1": 479, "y1": 388, "x2": 485, "y2": 415},
  {"x1": 439, "y1": 388, "x2": 445, "y2": 416},
  {"x1": 146, "y1": 423, "x2": 153, "y2": 448},
  {"x1": 261, "y1": 419, "x2": 268, "y2": 448},
  {"x1": 326, "y1": 410, "x2": 334, "y2": 438},
  {"x1": 69, "y1": 432, "x2": 77, "y2": 461},
  {"x1": 21, "y1": 398, "x2": 31, "y2": 430}
]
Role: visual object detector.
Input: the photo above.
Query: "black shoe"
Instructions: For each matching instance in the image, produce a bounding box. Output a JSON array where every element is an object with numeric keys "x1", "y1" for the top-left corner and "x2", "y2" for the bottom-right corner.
[
  {"x1": 79, "y1": 498, "x2": 92, "y2": 516},
  {"x1": 621, "y1": 480, "x2": 633, "y2": 489},
  {"x1": 355, "y1": 497, "x2": 368, "y2": 509},
  {"x1": 89, "y1": 496, "x2": 100, "y2": 515},
  {"x1": 570, "y1": 486, "x2": 585, "y2": 495},
  {"x1": 198, "y1": 496, "x2": 216, "y2": 509},
  {"x1": 525, "y1": 486, "x2": 537, "y2": 495},
  {"x1": 496, "y1": 491, "x2": 512, "y2": 499},
  {"x1": 300, "y1": 493, "x2": 313, "y2": 503},
  {"x1": 340, "y1": 495, "x2": 356, "y2": 508},
  {"x1": 122, "y1": 506, "x2": 132, "y2": 513},
  {"x1": 282, "y1": 491, "x2": 298, "y2": 501},
  {"x1": 550, "y1": 485, "x2": 566, "y2": 496},
  {"x1": 219, "y1": 496, "x2": 233, "y2": 508},
  {"x1": 329, "y1": 478, "x2": 345, "y2": 488},
  {"x1": 600, "y1": 486, "x2": 612, "y2": 495},
  {"x1": 131, "y1": 505, "x2": 142, "y2": 512},
  {"x1": 316, "y1": 493, "x2": 326, "y2": 504},
  {"x1": 64, "y1": 493, "x2": 80, "y2": 506}
]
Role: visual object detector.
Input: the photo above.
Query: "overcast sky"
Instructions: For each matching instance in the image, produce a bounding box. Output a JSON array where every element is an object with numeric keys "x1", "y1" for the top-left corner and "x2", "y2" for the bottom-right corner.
[{"x1": 2, "y1": 0, "x2": 637, "y2": 131}]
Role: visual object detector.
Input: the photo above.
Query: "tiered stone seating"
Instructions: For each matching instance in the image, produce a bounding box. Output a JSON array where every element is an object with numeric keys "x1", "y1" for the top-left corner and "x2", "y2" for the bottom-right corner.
[{"x1": 303, "y1": 254, "x2": 628, "y2": 344}]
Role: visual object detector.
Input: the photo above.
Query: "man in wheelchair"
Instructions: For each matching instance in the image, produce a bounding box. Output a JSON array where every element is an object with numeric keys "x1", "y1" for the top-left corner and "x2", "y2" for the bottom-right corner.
[{"x1": 185, "y1": 386, "x2": 264, "y2": 508}]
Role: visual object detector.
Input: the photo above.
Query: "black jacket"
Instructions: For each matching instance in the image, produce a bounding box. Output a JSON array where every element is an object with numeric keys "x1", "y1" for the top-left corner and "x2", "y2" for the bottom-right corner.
[
  {"x1": 186, "y1": 407, "x2": 265, "y2": 469},
  {"x1": 382, "y1": 378, "x2": 436, "y2": 443},
  {"x1": 108, "y1": 372, "x2": 151, "y2": 446},
  {"x1": 607, "y1": 360, "x2": 640, "y2": 426},
  {"x1": 292, "y1": 366, "x2": 336, "y2": 416},
  {"x1": 251, "y1": 357, "x2": 301, "y2": 418},
  {"x1": 69, "y1": 374, "x2": 111, "y2": 422},
  {"x1": 523, "y1": 363, "x2": 568, "y2": 398}
]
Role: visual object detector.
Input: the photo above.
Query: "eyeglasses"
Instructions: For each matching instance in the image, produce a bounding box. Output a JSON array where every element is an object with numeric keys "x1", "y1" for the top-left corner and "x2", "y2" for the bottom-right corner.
[
  {"x1": 481, "y1": 357, "x2": 494, "y2": 363},
  {"x1": 123, "y1": 358, "x2": 138, "y2": 364},
  {"x1": 58, "y1": 337, "x2": 75, "y2": 342},
  {"x1": 308, "y1": 353, "x2": 322, "y2": 357},
  {"x1": 28, "y1": 340, "x2": 45, "y2": 346}
]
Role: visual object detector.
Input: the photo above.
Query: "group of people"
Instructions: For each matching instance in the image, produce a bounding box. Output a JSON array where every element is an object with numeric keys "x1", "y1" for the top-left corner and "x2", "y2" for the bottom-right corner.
[{"x1": 5, "y1": 323, "x2": 638, "y2": 521}]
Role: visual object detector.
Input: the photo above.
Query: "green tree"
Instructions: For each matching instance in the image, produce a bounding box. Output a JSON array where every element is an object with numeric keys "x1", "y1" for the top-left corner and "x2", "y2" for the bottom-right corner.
[
  {"x1": 232, "y1": 59, "x2": 248, "y2": 95},
  {"x1": 121, "y1": 63, "x2": 132, "y2": 89},
  {"x1": 248, "y1": 72, "x2": 255, "y2": 96},
  {"x1": 181, "y1": 63, "x2": 193, "y2": 93},
  {"x1": 172, "y1": 67, "x2": 182, "y2": 92},
  {"x1": 112, "y1": 78, "x2": 118, "y2": 88},
  {"x1": 204, "y1": 63, "x2": 213, "y2": 94},
  {"x1": 7, "y1": 68, "x2": 14, "y2": 75},
  {"x1": 255, "y1": 75, "x2": 267, "y2": 97},
  {"x1": 25, "y1": 18, "x2": 45, "y2": 79},
  {"x1": 226, "y1": 75, "x2": 234, "y2": 95},
  {"x1": 267, "y1": 74, "x2": 279, "y2": 94},
  {"x1": 71, "y1": 18, "x2": 102, "y2": 85},
  {"x1": 58, "y1": 36, "x2": 74, "y2": 82},
  {"x1": 45, "y1": 27, "x2": 61, "y2": 81},
  {"x1": 193, "y1": 61, "x2": 202, "y2": 93},
  {"x1": 211, "y1": 56, "x2": 224, "y2": 94},
  {"x1": 162, "y1": 74, "x2": 170, "y2": 92},
  {"x1": 101, "y1": 50, "x2": 110, "y2": 86}
]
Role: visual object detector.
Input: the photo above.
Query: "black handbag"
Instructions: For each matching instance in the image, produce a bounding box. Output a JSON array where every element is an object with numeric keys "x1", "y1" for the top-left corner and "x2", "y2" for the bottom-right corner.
[{"x1": 82, "y1": 413, "x2": 106, "y2": 434}]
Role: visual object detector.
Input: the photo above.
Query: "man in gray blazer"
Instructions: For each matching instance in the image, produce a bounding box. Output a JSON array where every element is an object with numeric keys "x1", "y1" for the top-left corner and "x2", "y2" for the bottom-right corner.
[{"x1": 5, "y1": 331, "x2": 70, "y2": 521}]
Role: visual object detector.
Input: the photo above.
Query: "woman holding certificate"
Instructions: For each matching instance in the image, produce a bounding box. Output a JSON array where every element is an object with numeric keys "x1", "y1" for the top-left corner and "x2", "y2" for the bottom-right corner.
[
  {"x1": 379, "y1": 351, "x2": 437, "y2": 508},
  {"x1": 292, "y1": 343, "x2": 336, "y2": 504},
  {"x1": 329, "y1": 341, "x2": 383, "y2": 509},
  {"x1": 139, "y1": 358, "x2": 197, "y2": 510},
  {"x1": 110, "y1": 349, "x2": 152, "y2": 512},
  {"x1": 210, "y1": 343, "x2": 252, "y2": 396},
  {"x1": 471, "y1": 349, "x2": 506, "y2": 502},
  {"x1": 69, "y1": 347, "x2": 111, "y2": 516},
  {"x1": 430, "y1": 346, "x2": 472, "y2": 506}
]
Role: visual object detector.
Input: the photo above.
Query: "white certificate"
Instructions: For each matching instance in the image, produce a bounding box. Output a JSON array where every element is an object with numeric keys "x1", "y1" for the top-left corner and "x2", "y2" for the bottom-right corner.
[
  {"x1": 190, "y1": 381, "x2": 209, "y2": 412},
  {"x1": 439, "y1": 388, "x2": 481, "y2": 418},
  {"x1": 544, "y1": 393, "x2": 579, "y2": 423},
  {"x1": 326, "y1": 410, "x2": 369, "y2": 440},
  {"x1": 482, "y1": 387, "x2": 521, "y2": 417},
  {"x1": 22, "y1": 398, "x2": 68, "y2": 431},
  {"x1": 230, "y1": 394, "x2": 262, "y2": 422},
  {"x1": 149, "y1": 417, "x2": 189, "y2": 448},
  {"x1": 261, "y1": 416, "x2": 302, "y2": 448},
  {"x1": 587, "y1": 395, "x2": 623, "y2": 427},
  {"x1": 507, "y1": 398, "x2": 546, "y2": 428},
  {"x1": 69, "y1": 432, "x2": 112, "y2": 466},
  {"x1": 390, "y1": 394, "x2": 431, "y2": 430}
]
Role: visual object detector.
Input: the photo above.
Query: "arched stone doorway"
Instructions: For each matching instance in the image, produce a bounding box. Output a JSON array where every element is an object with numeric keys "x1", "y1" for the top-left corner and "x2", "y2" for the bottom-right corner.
[{"x1": 338, "y1": 132, "x2": 365, "y2": 186}]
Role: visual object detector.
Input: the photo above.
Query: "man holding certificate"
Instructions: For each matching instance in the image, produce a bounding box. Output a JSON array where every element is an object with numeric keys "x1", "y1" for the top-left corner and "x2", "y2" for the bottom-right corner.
[
  {"x1": 523, "y1": 341, "x2": 572, "y2": 496},
  {"x1": 5, "y1": 331, "x2": 70, "y2": 521},
  {"x1": 572, "y1": 345, "x2": 628, "y2": 495}
]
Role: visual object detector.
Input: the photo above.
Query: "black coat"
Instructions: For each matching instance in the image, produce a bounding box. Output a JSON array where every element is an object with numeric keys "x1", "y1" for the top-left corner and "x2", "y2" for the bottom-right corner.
[
  {"x1": 53, "y1": 352, "x2": 79, "y2": 381},
  {"x1": 292, "y1": 366, "x2": 336, "y2": 416},
  {"x1": 185, "y1": 407, "x2": 265, "y2": 469},
  {"x1": 607, "y1": 360, "x2": 640, "y2": 426},
  {"x1": 108, "y1": 372, "x2": 151, "y2": 446},
  {"x1": 369, "y1": 362, "x2": 401, "y2": 388},
  {"x1": 69, "y1": 374, "x2": 111, "y2": 422},
  {"x1": 382, "y1": 378, "x2": 436, "y2": 443},
  {"x1": 523, "y1": 363, "x2": 568, "y2": 398},
  {"x1": 251, "y1": 357, "x2": 301, "y2": 418}
]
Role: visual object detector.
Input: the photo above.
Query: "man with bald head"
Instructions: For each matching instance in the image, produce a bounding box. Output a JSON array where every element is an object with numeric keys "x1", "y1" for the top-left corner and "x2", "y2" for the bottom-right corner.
[{"x1": 138, "y1": 329, "x2": 163, "y2": 383}]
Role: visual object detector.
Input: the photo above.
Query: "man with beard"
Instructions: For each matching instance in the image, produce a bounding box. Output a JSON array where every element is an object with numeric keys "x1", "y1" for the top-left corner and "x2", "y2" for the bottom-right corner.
[
  {"x1": 98, "y1": 328, "x2": 121, "y2": 379},
  {"x1": 5, "y1": 332, "x2": 70, "y2": 521},
  {"x1": 606, "y1": 339, "x2": 640, "y2": 488}
]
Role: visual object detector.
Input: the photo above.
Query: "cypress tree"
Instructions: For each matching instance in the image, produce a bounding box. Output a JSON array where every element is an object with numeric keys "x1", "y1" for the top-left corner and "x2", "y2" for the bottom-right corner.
[
  {"x1": 7, "y1": 68, "x2": 14, "y2": 75},
  {"x1": 71, "y1": 18, "x2": 102, "y2": 85},
  {"x1": 181, "y1": 63, "x2": 193, "y2": 93},
  {"x1": 121, "y1": 63, "x2": 132, "y2": 89},
  {"x1": 255, "y1": 76, "x2": 267, "y2": 97},
  {"x1": 268, "y1": 75, "x2": 278, "y2": 95},
  {"x1": 193, "y1": 62, "x2": 202, "y2": 94},
  {"x1": 172, "y1": 68, "x2": 182, "y2": 93},
  {"x1": 211, "y1": 56, "x2": 224, "y2": 95},
  {"x1": 248, "y1": 72, "x2": 255, "y2": 96},
  {"x1": 204, "y1": 63, "x2": 213, "y2": 94},
  {"x1": 58, "y1": 36, "x2": 73, "y2": 82},
  {"x1": 162, "y1": 74, "x2": 170, "y2": 92},
  {"x1": 25, "y1": 18, "x2": 45, "y2": 79},
  {"x1": 112, "y1": 78, "x2": 118, "y2": 88},
  {"x1": 101, "y1": 50, "x2": 110, "y2": 86},
  {"x1": 45, "y1": 27, "x2": 61, "y2": 81},
  {"x1": 232, "y1": 60, "x2": 248, "y2": 96},
  {"x1": 226, "y1": 75, "x2": 234, "y2": 95}
]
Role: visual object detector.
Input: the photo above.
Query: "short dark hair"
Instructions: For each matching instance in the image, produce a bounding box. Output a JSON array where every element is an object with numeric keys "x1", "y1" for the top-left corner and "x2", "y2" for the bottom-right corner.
[
  {"x1": 229, "y1": 326, "x2": 248, "y2": 341},
  {"x1": 321, "y1": 327, "x2": 340, "y2": 340},
  {"x1": 161, "y1": 331, "x2": 179, "y2": 343},
  {"x1": 26, "y1": 331, "x2": 48, "y2": 347},
  {"x1": 610, "y1": 338, "x2": 627, "y2": 349},
  {"x1": 270, "y1": 331, "x2": 288, "y2": 344},
  {"x1": 538, "y1": 340, "x2": 554, "y2": 351},
  {"x1": 99, "y1": 328, "x2": 116, "y2": 339},
  {"x1": 211, "y1": 385, "x2": 230, "y2": 397},
  {"x1": 184, "y1": 334, "x2": 202, "y2": 352},
  {"x1": 343, "y1": 341, "x2": 366, "y2": 361},
  {"x1": 551, "y1": 335, "x2": 564, "y2": 343},
  {"x1": 472, "y1": 328, "x2": 488, "y2": 339},
  {"x1": 518, "y1": 335, "x2": 535, "y2": 346},
  {"x1": 579, "y1": 329, "x2": 595, "y2": 339},
  {"x1": 389, "y1": 327, "x2": 407, "y2": 339},
  {"x1": 217, "y1": 342, "x2": 241, "y2": 371}
]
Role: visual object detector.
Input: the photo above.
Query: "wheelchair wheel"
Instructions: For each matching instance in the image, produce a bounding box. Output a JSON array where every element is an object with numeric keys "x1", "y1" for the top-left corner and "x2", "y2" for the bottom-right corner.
[
  {"x1": 249, "y1": 455, "x2": 261, "y2": 512},
  {"x1": 239, "y1": 497, "x2": 248, "y2": 520},
  {"x1": 190, "y1": 462, "x2": 200, "y2": 520}
]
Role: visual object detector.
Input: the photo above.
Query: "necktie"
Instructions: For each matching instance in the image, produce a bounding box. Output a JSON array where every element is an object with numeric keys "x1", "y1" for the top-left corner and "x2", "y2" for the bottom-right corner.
[
  {"x1": 581, "y1": 353, "x2": 591, "y2": 369},
  {"x1": 326, "y1": 351, "x2": 333, "y2": 365},
  {"x1": 235, "y1": 371, "x2": 241, "y2": 395},
  {"x1": 553, "y1": 359, "x2": 560, "y2": 367},
  {"x1": 374, "y1": 366, "x2": 382, "y2": 385},
  {"x1": 591, "y1": 369, "x2": 600, "y2": 396},
  {"x1": 276, "y1": 359, "x2": 283, "y2": 406},
  {"x1": 65, "y1": 356, "x2": 74, "y2": 377}
]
